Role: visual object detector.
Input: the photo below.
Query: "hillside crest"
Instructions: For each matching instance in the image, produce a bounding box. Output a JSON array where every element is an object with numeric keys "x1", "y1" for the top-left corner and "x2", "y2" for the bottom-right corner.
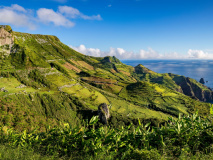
[{"x1": 0, "y1": 25, "x2": 211, "y2": 131}]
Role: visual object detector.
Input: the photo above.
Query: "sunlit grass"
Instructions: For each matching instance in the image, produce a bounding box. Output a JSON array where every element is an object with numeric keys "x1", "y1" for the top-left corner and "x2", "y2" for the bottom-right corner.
[{"x1": 0, "y1": 78, "x2": 36, "y2": 96}]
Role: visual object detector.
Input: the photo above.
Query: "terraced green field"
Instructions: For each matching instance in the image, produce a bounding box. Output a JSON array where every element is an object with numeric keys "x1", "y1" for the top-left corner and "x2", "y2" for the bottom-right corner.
[{"x1": 0, "y1": 26, "x2": 211, "y2": 131}]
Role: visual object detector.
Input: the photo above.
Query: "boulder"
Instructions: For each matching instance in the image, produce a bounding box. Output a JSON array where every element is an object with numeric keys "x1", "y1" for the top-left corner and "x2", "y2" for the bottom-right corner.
[
  {"x1": 98, "y1": 103, "x2": 110, "y2": 125},
  {"x1": 16, "y1": 84, "x2": 26, "y2": 88}
]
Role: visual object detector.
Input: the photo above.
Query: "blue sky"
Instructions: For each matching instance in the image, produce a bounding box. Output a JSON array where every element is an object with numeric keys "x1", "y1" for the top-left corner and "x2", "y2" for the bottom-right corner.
[{"x1": 1, "y1": 0, "x2": 213, "y2": 59}]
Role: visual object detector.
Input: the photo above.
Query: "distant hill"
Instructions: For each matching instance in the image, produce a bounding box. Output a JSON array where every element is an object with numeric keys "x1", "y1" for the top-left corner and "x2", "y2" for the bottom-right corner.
[{"x1": 0, "y1": 25, "x2": 211, "y2": 131}]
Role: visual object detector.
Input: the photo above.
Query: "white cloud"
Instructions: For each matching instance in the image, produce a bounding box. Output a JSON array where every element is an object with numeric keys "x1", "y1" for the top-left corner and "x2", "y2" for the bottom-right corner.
[
  {"x1": 0, "y1": 4, "x2": 36, "y2": 29},
  {"x1": 187, "y1": 49, "x2": 213, "y2": 59},
  {"x1": 139, "y1": 48, "x2": 161, "y2": 59},
  {"x1": 70, "y1": 45, "x2": 213, "y2": 60},
  {"x1": 81, "y1": 14, "x2": 102, "y2": 20},
  {"x1": 58, "y1": 6, "x2": 80, "y2": 18},
  {"x1": 10, "y1": 4, "x2": 27, "y2": 13},
  {"x1": 0, "y1": 4, "x2": 102, "y2": 29},
  {"x1": 58, "y1": 6, "x2": 102, "y2": 20},
  {"x1": 37, "y1": 8, "x2": 75, "y2": 27},
  {"x1": 72, "y1": 44, "x2": 102, "y2": 57},
  {"x1": 70, "y1": 44, "x2": 158, "y2": 59},
  {"x1": 36, "y1": 5, "x2": 102, "y2": 27}
]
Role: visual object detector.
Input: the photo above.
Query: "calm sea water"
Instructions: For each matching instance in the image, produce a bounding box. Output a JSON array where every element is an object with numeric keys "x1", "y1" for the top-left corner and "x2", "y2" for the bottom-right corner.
[{"x1": 121, "y1": 60, "x2": 213, "y2": 89}]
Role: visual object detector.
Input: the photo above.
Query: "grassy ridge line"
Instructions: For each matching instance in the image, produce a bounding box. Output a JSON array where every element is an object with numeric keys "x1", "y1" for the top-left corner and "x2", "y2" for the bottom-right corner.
[
  {"x1": 0, "y1": 113, "x2": 213, "y2": 159},
  {"x1": 0, "y1": 62, "x2": 210, "y2": 131},
  {"x1": 1, "y1": 27, "x2": 212, "y2": 132}
]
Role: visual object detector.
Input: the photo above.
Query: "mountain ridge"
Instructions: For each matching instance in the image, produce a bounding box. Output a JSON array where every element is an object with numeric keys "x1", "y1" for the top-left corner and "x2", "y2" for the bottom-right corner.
[{"x1": 0, "y1": 26, "x2": 211, "y2": 131}]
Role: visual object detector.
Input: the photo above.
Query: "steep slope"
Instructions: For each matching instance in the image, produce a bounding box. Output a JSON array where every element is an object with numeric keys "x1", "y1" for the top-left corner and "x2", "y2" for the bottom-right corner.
[
  {"x1": 132, "y1": 64, "x2": 213, "y2": 102},
  {"x1": 170, "y1": 74, "x2": 213, "y2": 101},
  {"x1": 0, "y1": 26, "x2": 211, "y2": 131}
]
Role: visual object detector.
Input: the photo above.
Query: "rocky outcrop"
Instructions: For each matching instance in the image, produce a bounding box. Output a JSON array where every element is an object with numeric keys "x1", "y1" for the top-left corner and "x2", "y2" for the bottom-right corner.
[
  {"x1": 16, "y1": 84, "x2": 26, "y2": 88},
  {"x1": 173, "y1": 76, "x2": 213, "y2": 102},
  {"x1": 187, "y1": 78, "x2": 212, "y2": 101},
  {"x1": 0, "y1": 25, "x2": 14, "y2": 57},
  {"x1": 98, "y1": 103, "x2": 110, "y2": 125},
  {"x1": 178, "y1": 77, "x2": 195, "y2": 97},
  {"x1": 0, "y1": 87, "x2": 8, "y2": 92},
  {"x1": 199, "y1": 78, "x2": 205, "y2": 84},
  {"x1": 0, "y1": 26, "x2": 14, "y2": 46},
  {"x1": 77, "y1": 103, "x2": 110, "y2": 125}
]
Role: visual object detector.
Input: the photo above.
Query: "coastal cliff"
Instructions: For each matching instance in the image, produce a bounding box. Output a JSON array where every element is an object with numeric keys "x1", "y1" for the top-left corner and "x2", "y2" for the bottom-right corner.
[
  {"x1": 172, "y1": 75, "x2": 212, "y2": 101},
  {"x1": 0, "y1": 25, "x2": 211, "y2": 131},
  {"x1": 133, "y1": 64, "x2": 213, "y2": 102}
]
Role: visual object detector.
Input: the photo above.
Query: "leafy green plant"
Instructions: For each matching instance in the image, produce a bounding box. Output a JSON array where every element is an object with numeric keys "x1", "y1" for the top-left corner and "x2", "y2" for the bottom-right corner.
[{"x1": 0, "y1": 113, "x2": 212, "y2": 159}]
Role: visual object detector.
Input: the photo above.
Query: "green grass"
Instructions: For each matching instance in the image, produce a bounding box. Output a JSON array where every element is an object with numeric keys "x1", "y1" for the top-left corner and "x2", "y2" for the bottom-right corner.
[
  {"x1": 45, "y1": 74, "x2": 76, "y2": 87},
  {"x1": 0, "y1": 144, "x2": 56, "y2": 160},
  {"x1": 1, "y1": 144, "x2": 213, "y2": 160},
  {"x1": 108, "y1": 96, "x2": 169, "y2": 120},
  {"x1": 119, "y1": 81, "x2": 209, "y2": 117},
  {"x1": 0, "y1": 78, "x2": 36, "y2": 96},
  {"x1": 62, "y1": 84, "x2": 109, "y2": 106},
  {"x1": 0, "y1": 92, "x2": 85, "y2": 132},
  {"x1": 0, "y1": 27, "x2": 212, "y2": 137}
]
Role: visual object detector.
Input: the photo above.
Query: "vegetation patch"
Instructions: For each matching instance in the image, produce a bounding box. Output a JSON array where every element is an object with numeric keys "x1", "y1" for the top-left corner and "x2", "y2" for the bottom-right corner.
[
  {"x1": 81, "y1": 76, "x2": 117, "y2": 84},
  {"x1": 63, "y1": 62, "x2": 81, "y2": 73},
  {"x1": 0, "y1": 114, "x2": 212, "y2": 159},
  {"x1": 0, "y1": 77, "x2": 36, "y2": 96}
]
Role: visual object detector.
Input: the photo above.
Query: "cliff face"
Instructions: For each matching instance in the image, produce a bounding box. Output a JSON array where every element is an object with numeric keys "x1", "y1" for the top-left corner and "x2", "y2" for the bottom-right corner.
[
  {"x1": 0, "y1": 27, "x2": 14, "y2": 46},
  {"x1": 172, "y1": 76, "x2": 213, "y2": 102},
  {"x1": 133, "y1": 66, "x2": 213, "y2": 102},
  {"x1": 0, "y1": 26, "x2": 14, "y2": 59},
  {"x1": 186, "y1": 78, "x2": 212, "y2": 101}
]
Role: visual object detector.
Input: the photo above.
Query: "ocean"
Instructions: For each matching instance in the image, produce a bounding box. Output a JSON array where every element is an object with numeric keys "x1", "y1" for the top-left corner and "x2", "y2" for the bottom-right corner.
[{"x1": 121, "y1": 60, "x2": 213, "y2": 89}]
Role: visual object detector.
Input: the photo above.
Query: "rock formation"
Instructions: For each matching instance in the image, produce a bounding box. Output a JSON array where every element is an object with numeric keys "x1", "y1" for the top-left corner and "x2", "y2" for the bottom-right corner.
[
  {"x1": 0, "y1": 87, "x2": 8, "y2": 92},
  {"x1": 0, "y1": 26, "x2": 14, "y2": 46},
  {"x1": 0, "y1": 25, "x2": 14, "y2": 58},
  {"x1": 199, "y1": 78, "x2": 205, "y2": 84},
  {"x1": 176, "y1": 77, "x2": 212, "y2": 101},
  {"x1": 98, "y1": 103, "x2": 110, "y2": 125}
]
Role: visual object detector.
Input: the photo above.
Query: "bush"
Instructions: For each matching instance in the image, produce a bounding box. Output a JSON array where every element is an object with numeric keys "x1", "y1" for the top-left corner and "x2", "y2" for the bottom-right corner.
[
  {"x1": 0, "y1": 113, "x2": 212, "y2": 159},
  {"x1": 125, "y1": 149, "x2": 161, "y2": 160}
]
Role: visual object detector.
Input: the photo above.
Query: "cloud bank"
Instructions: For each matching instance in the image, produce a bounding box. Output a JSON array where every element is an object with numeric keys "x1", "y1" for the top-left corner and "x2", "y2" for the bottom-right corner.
[
  {"x1": 37, "y1": 8, "x2": 75, "y2": 27},
  {"x1": 0, "y1": 4, "x2": 102, "y2": 29},
  {"x1": 0, "y1": 4, "x2": 36, "y2": 29},
  {"x1": 71, "y1": 45, "x2": 213, "y2": 60},
  {"x1": 187, "y1": 49, "x2": 213, "y2": 59}
]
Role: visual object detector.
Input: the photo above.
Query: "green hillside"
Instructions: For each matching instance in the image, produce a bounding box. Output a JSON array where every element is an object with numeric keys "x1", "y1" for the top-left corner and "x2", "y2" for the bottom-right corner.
[{"x1": 0, "y1": 25, "x2": 212, "y2": 131}]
